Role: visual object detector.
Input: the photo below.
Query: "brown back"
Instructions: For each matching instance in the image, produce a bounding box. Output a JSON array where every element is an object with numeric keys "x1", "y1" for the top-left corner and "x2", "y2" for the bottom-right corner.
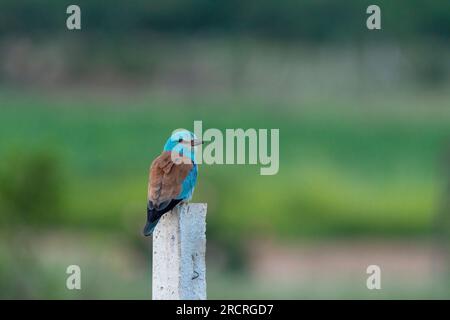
[{"x1": 148, "y1": 151, "x2": 193, "y2": 206}]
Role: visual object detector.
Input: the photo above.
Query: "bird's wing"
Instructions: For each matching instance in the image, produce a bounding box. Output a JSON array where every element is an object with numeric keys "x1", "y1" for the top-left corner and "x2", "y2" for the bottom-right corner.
[{"x1": 148, "y1": 151, "x2": 193, "y2": 206}]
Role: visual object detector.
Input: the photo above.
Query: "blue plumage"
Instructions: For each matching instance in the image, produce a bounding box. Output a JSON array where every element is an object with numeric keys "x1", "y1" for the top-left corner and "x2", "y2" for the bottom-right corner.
[{"x1": 178, "y1": 163, "x2": 197, "y2": 200}]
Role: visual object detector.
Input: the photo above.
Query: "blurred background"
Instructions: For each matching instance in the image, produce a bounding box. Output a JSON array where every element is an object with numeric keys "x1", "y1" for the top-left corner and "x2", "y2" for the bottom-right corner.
[{"x1": 1, "y1": 0, "x2": 450, "y2": 299}]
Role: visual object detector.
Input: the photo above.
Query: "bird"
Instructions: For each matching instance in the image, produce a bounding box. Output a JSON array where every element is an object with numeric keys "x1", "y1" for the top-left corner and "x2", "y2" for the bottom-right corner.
[{"x1": 143, "y1": 130, "x2": 203, "y2": 236}]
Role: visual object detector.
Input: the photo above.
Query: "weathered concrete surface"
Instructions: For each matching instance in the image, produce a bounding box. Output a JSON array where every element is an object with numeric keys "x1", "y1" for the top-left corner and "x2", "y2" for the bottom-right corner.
[{"x1": 152, "y1": 203, "x2": 207, "y2": 300}]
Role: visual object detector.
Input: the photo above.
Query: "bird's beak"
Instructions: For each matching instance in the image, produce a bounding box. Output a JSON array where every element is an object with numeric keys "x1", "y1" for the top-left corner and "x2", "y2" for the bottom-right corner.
[{"x1": 191, "y1": 139, "x2": 204, "y2": 146}]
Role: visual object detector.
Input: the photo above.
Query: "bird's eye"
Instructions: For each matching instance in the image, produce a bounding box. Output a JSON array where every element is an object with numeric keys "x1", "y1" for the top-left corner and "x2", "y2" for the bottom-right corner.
[{"x1": 178, "y1": 138, "x2": 183, "y2": 143}]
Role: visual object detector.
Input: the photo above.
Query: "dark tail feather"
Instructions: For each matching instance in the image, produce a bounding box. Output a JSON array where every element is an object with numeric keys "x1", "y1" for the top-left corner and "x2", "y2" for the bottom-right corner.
[
  {"x1": 143, "y1": 199, "x2": 183, "y2": 237},
  {"x1": 143, "y1": 218, "x2": 160, "y2": 236}
]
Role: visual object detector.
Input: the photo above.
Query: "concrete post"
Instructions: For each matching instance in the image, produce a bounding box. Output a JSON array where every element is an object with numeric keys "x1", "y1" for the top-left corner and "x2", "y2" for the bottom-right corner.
[{"x1": 152, "y1": 203, "x2": 207, "y2": 300}]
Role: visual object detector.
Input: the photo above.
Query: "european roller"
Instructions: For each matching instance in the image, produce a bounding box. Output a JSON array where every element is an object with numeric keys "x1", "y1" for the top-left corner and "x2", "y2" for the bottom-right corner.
[{"x1": 143, "y1": 130, "x2": 203, "y2": 236}]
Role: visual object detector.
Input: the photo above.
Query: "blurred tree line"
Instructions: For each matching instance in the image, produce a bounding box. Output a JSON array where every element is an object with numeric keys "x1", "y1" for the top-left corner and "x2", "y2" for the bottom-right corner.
[{"x1": 0, "y1": 0, "x2": 449, "y2": 41}]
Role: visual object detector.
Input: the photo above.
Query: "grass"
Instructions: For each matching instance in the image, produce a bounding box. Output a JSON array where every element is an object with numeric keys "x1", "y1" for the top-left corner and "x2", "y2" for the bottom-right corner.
[
  {"x1": 1, "y1": 89, "x2": 450, "y2": 298},
  {"x1": 1, "y1": 90, "x2": 449, "y2": 240}
]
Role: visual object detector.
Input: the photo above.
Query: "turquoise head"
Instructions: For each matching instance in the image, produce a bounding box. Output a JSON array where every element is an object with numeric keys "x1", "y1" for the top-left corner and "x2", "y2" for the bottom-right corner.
[{"x1": 163, "y1": 130, "x2": 203, "y2": 162}]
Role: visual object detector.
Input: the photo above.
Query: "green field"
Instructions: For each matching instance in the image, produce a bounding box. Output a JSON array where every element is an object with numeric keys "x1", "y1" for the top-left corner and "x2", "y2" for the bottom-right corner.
[
  {"x1": 1, "y1": 90, "x2": 450, "y2": 298},
  {"x1": 1, "y1": 91, "x2": 449, "y2": 238}
]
